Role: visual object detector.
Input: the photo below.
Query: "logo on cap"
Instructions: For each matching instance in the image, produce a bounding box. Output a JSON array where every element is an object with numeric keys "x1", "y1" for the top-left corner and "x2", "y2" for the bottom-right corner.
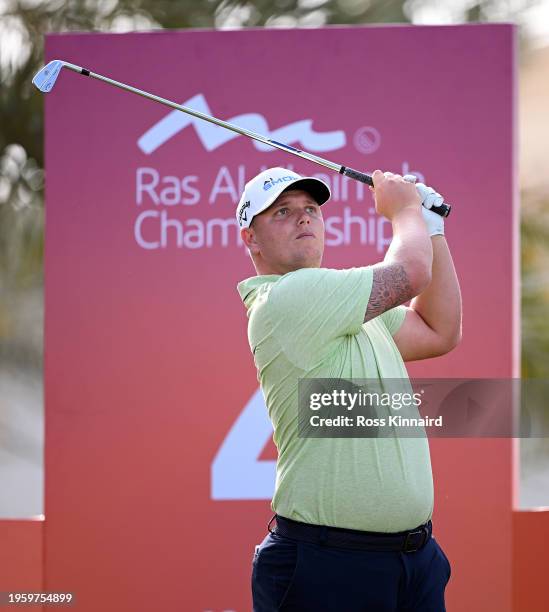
[
  {"x1": 238, "y1": 200, "x2": 251, "y2": 227},
  {"x1": 263, "y1": 175, "x2": 296, "y2": 191}
]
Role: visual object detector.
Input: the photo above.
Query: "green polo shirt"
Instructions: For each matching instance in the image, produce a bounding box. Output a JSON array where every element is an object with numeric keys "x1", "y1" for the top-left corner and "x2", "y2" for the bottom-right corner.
[{"x1": 237, "y1": 266, "x2": 434, "y2": 532}]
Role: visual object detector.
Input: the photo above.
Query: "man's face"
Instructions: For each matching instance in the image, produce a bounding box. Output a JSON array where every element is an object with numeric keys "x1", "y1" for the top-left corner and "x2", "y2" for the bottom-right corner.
[{"x1": 242, "y1": 189, "x2": 325, "y2": 275}]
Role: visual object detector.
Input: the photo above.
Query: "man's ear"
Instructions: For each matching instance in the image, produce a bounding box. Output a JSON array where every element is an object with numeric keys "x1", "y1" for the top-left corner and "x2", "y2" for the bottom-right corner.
[{"x1": 241, "y1": 227, "x2": 260, "y2": 255}]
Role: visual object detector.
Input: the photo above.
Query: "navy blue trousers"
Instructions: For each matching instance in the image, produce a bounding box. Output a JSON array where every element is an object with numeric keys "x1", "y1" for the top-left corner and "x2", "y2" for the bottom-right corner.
[{"x1": 251, "y1": 529, "x2": 451, "y2": 611}]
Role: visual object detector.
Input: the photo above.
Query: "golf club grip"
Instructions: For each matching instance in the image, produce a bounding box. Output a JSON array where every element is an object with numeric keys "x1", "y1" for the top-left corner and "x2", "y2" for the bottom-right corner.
[
  {"x1": 341, "y1": 166, "x2": 374, "y2": 186},
  {"x1": 341, "y1": 166, "x2": 451, "y2": 217}
]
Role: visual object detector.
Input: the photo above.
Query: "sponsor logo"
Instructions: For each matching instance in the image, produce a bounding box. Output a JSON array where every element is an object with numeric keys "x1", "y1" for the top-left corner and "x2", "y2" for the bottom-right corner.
[
  {"x1": 263, "y1": 176, "x2": 295, "y2": 191},
  {"x1": 137, "y1": 94, "x2": 346, "y2": 154},
  {"x1": 238, "y1": 200, "x2": 251, "y2": 226}
]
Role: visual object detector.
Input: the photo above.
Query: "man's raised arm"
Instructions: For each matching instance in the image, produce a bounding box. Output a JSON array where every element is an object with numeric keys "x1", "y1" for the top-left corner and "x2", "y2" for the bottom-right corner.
[{"x1": 364, "y1": 170, "x2": 433, "y2": 323}]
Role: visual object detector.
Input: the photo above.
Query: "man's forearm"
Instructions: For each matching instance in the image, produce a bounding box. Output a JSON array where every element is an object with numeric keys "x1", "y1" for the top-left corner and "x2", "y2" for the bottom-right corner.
[
  {"x1": 409, "y1": 236, "x2": 462, "y2": 347},
  {"x1": 385, "y1": 208, "x2": 433, "y2": 292}
]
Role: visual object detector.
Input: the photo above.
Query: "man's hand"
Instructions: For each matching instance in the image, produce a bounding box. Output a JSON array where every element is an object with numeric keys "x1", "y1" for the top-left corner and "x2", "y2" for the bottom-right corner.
[
  {"x1": 392, "y1": 177, "x2": 446, "y2": 237},
  {"x1": 422, "y1": 207, "x2": 445, "y2": 237},
  {"x1": 415, "y1": 182, "x2": 445, "y2": 237},
  {"x1": 370, "y1": 170, "x2": 421, "y2": 221}
]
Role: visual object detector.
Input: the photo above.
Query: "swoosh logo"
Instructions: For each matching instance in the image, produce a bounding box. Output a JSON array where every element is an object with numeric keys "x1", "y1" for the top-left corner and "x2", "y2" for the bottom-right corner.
[{"x1": 137, "y1": 93, "x2": 346, "y2": 154}]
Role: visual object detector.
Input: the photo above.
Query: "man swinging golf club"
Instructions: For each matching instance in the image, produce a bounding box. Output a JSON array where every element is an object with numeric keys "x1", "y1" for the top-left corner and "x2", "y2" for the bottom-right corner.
[
  {"x1": 32, "y1": 58, "x2": 459, "y2": 610},
  {"x1": 237, "y1": 167, "x2": 461, "y2": 611}
]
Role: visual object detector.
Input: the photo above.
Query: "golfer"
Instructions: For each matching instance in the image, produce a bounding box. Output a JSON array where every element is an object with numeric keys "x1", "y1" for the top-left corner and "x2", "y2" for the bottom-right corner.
[{"x1": 236, "y1": 167, "x2": 461, "y2": 611}]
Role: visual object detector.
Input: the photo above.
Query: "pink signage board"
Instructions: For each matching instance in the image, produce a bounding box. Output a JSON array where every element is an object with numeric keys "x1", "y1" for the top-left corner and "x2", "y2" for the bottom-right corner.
[{"x1": 44, "y1": 25, "x2": 517, "y2": 611}]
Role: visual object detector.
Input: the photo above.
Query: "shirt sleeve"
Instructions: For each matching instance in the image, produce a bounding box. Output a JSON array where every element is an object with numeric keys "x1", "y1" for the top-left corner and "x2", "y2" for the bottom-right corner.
[
  {"x1": 268, "y1": 267, "x2": 373, "y2": 367},
  {"x1": 379, "y1": 306, "x2": 408, "y2": 336}
]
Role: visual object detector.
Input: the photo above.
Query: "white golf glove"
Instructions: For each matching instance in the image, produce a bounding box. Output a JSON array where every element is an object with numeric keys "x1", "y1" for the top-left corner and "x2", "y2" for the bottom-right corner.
[{"x1": 403, "y1": 176, "x2": 445, "y2": 237}]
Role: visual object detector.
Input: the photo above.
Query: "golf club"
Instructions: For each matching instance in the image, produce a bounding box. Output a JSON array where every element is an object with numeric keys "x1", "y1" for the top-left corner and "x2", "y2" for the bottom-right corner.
[{"x1": 33, "y1": 59, "x2": 451, "y2": 217}]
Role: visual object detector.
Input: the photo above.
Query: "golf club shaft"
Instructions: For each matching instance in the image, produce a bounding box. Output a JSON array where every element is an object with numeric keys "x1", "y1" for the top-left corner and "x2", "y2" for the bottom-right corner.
[
  {"x1": 61, "y1": 62, "x2": 343, "y2": 171},
  {"x1": 59, "y1": 62, "x2": 451, "y2": 217}
]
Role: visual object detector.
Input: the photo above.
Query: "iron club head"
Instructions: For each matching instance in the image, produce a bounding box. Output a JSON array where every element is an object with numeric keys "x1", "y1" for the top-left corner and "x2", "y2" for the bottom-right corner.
[{"x1": 32, "y1": 60, "x2": 64, "y2": 93}]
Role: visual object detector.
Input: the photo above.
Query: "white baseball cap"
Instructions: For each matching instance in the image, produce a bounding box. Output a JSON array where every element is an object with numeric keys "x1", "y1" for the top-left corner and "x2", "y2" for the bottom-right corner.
[{"x1": 236, "y1": 167, "x2": 331, "y2": 229}]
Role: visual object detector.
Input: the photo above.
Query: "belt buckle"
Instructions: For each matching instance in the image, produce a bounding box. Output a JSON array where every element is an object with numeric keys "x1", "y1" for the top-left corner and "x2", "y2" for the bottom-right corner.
[{"x1": 403, "y1": 526, "x2": 427, "y2": 553}]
